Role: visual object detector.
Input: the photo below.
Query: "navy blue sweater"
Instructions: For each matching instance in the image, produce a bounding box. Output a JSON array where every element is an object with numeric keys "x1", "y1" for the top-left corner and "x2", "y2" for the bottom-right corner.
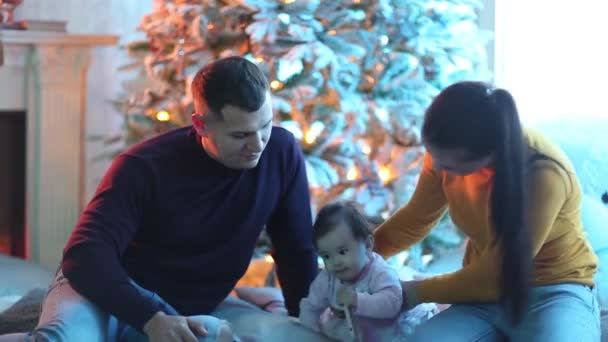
[{"x1": 62, "y1": 126, "x2": 318, "y2": 330}]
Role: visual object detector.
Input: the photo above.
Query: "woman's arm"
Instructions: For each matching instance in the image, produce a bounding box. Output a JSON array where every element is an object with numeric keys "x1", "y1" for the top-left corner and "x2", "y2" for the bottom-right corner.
[
  {"x1": 374, "y1": 153, "x2": 448, "y2": 258},
  {"x1": 409, "y1": 165, "x2": 570, "y2": 305}
]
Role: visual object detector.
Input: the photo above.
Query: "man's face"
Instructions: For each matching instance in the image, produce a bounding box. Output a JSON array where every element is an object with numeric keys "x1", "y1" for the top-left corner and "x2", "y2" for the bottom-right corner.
[{"x1": 194, "y1": 92, "x2": 273, "y2": 170}]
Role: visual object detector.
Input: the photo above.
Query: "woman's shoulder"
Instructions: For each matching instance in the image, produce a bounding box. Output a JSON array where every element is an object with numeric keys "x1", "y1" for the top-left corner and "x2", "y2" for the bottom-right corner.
[
  {"x1": 524, "y1": 128, "x2": 575, "y2": 171},
  {"x1": 523, "y1": 127, "x2": 579, "y2": 194}
]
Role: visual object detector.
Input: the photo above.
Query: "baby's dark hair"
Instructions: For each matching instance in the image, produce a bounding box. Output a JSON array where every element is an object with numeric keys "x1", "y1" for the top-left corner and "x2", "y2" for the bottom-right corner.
[{"x1": 313, "y1": 202, "x2": 372, "y2": 247}]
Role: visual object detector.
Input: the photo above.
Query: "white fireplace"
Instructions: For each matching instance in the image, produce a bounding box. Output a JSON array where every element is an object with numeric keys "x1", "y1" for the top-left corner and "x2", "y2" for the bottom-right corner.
[{"x1": 0, "y1": 30, "x2": 118, "y2": 267}]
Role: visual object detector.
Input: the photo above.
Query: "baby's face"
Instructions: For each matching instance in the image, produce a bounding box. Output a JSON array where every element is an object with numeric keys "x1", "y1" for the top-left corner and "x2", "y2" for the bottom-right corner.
[{"x1": 316, "y1": 223, "x2": 370, "y2": 282}]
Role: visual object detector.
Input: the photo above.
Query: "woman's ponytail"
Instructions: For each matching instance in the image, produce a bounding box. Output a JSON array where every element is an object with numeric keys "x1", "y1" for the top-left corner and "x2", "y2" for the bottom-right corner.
[{"x1": 490, "y1": 88, "x2": 531, "y2": 325}]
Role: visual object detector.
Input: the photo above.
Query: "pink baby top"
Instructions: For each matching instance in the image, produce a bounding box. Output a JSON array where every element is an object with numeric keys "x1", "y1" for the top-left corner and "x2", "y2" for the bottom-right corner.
[{"x1": 299, "y1": 252, "x2": 404, "y2": 341}]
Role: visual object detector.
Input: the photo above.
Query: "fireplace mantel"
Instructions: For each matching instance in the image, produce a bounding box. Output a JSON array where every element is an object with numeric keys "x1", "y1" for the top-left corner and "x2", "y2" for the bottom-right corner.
[{"x1": 0, "y1": 30, "x2": 118, "y2": 267}]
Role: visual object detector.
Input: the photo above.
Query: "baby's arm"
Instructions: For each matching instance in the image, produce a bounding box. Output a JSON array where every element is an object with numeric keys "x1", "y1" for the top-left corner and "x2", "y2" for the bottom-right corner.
[
  {"x1": 299, "y1": 271, "x2": 331, "y2": 332},
  {"x1": 354, "y1": 267, "x2": 403, "y2": 319}
]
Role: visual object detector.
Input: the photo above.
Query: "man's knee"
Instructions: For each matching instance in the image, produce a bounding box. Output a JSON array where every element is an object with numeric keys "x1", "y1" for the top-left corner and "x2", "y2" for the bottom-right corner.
[
  {"x1": 33, "y1": 273, "x2": 109, "y2": 342},
  {"x1": 29, "y1": 316, "x2": 107, "y2": 342},
  {"x1": 32, "y1": 298, "x2": 108, "y2": 342},
  {"x1": 188, "y1": 315, "x2": 235, "y2": 342}
]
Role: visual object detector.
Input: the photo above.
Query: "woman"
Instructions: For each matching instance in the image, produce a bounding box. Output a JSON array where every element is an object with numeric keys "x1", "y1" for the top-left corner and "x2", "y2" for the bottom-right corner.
[{"x1": 374, "y1": 81, "x2": 600, "y2": 341}]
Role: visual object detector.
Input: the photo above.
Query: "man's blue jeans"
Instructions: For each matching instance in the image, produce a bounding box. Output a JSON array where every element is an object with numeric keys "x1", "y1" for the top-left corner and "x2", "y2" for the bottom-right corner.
[
  {"x1": 19, "y1": 268, "x2": 234, "y2": 342},
  {"x1": 409, "y1": 283, "x2": 601, "y2": 341}
]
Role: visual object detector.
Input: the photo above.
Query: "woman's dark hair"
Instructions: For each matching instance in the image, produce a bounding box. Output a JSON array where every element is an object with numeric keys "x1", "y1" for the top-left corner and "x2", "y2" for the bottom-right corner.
[
  {"x1": 313, "y1": 202, "x2": 372, "y2": 247},
  {"x1": 191, "y1": 56, "x2": 269, "y2": 118},
  {"x1": 422, "y1": 81, "x2": 531, "y2": 324}
]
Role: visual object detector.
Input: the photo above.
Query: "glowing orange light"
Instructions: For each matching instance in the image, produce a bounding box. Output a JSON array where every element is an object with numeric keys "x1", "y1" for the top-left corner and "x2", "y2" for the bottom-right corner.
[
  {"x1": 304, "y1": 130, "x2": 317, "y2": 144},
  {"x1": 346, "y1": 167, "x2": 360, "y2": 181},
  {"x1": 156, "y1": 110, "x2": 171, "y2": 122},
  {"x1": 270, "y1": 80, "x2": 283, "y2": 90},
  {"x1": 379, "y1": 166, "x2": 391, "y2": 184}
]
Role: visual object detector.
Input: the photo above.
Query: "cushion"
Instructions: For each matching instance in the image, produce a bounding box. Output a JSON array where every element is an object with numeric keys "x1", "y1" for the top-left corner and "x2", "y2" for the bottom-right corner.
[
  {"x1": 582, "y1": 195, "x2": 608, "y2": 308},
  {"x1": 534, "y1": 119, "x2": 608, "y2": 201},
  {"x1": 0, "y1": 255, "x2": 53, "y2": 298}
]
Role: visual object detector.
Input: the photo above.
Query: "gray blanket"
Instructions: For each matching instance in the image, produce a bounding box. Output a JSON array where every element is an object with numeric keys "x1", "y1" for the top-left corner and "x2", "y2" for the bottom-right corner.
[{"x1": 0, "y1": 288, "x2": 45, "y2": 334}]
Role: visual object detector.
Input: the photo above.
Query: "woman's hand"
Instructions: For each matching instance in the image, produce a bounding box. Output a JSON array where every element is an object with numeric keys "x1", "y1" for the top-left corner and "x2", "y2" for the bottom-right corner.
[{"x1": 401, "y1": 280, "x2": 422, "y2": 310}]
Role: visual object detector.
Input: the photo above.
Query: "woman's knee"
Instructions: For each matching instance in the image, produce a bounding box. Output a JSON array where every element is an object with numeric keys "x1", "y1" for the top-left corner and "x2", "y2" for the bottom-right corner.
[{"x1": 408, "y1": 305, "x2": 501, "y2": 342}]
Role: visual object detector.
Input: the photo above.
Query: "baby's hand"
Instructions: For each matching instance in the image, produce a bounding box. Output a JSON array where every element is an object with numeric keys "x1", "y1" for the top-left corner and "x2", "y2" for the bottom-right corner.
[{"x1": 337, "y1": 286, "x2": 358, "y2": 308}]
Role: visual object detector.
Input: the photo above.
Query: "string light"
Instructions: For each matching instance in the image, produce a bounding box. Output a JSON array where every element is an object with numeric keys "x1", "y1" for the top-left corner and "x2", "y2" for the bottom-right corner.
[
  {"x1": 156, "y1": 110, "x2": 171, "y2": 122},
  {"x1": 346, "y1": 167, "x2": 360, "y2": 181},
  {"x1": 255, "y1": 56, "x2": 264, "y2": 63},
  {"x1": 270, "y1": 80, "x2": 283, "y2": 91},
  {"x1": 361, "y1": 143, "x2": 372, "y2": 155},
  {"x1": 283, "y1": 0, "x2": 295, "y2": 3},
  {"x1": 304, "y1": 130, "x2": 317, "y2": 144},
  {"x1": 264, "y1": 254, "x2": 274, "y2": 263},
  {"x1": 378, "y1": 166, "x2": 392, "y2": 184}
]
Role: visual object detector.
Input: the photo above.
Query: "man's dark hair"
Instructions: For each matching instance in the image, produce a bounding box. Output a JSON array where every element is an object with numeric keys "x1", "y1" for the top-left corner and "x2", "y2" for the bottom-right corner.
[
  {"x1": 313, "y1": 202, "x2": 372, "y2": 248},
  {"x1": 191, "y1": 56, "x2": 269, "y2": 119}
]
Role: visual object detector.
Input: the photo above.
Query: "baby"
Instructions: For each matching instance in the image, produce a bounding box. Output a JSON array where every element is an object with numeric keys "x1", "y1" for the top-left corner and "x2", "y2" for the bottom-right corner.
[{"x1": 299, "y1": 202, "x2": 404, "y2": 342}]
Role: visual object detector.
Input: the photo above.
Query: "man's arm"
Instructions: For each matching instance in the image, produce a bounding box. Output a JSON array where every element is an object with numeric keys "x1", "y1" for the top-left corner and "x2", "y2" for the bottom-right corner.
[
  {"x1": 266, "y1": 134, "x2": 318, "y2": 316},
  {"x1": 62, "y1": 155, "x2": 170, "y2": 331}
]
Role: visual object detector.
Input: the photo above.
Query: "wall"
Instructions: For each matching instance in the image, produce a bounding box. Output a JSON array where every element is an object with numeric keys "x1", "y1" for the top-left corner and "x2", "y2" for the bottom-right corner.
[
  {"x1": 488, "y1": 0, "x2": 608, "y2": 124},
  {"x1": 15, "y1": 0, "x2": 152, "y2": 202}
]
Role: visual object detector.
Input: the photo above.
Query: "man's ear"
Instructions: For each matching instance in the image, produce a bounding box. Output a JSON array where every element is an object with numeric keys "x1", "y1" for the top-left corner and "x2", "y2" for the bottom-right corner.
[{"x1": 191, "y1": 113, "x2": 207, "y2": 136}]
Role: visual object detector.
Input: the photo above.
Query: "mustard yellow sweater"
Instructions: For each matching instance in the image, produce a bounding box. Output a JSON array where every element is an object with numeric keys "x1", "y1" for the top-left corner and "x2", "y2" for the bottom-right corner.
[{"x1": 374, "y1": 129, "x2": 598, "y2": 304}]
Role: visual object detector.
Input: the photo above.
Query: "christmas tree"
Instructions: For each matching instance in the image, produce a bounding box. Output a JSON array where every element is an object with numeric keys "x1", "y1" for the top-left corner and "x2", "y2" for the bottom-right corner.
[{"x1": 112, "y1": 0, "x2": 490, "y2": 270}]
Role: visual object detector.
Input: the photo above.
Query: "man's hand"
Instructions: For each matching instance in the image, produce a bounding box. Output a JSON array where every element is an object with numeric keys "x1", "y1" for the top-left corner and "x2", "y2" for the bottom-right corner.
[
  {"x1": 336, "y1": 286, "x2": 358, "y2": 308},
  {"x1": 401, "y1": 280, "x2": 421, "y2": 310},
  {"x1": 143, "y1": 311, "x2": 208, "y2": 342}
]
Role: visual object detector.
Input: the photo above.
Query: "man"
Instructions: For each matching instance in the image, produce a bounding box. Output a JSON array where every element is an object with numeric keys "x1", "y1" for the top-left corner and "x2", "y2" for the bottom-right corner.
[{"x1": 23, "y1": 56, "x2": 318, "y2": 341}]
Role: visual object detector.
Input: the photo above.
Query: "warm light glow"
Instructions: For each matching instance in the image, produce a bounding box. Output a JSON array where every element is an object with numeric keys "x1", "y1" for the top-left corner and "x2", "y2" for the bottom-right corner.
[
  {"x1": 255, "y1": 56, "x2": 264, "y2": 63},
  {"x1": 284, "y1": 0, "x2": 296, "y2": 3},
  {"x1": 207, "y1": 23, "x2": 215, "y2": 30},
  {"x1": 378, "y1": 166, "x2": 391, "y2": 184},
  {"x1": 156, "y1": 110, "x2": 171, "y2": 122},
  {"x1": 265, "y1": 254, "x2": 274, "y2": 263},
  {"x1": 346, "y1": 167, "x2": 360, "y2": 181},
  {"x1": 353, "y1": 0, "x2": 361, "y2": 3},
  {"x1": 270, "y1": 80, "x2": 283, "y2": 90},
  {"x1": 328, "y1": 30, "x2": 337, "y2": 35},
  {"x1": 361, "y1": 143, "x2": 372, "y2": 155},
  {"x1": 304, "y1": 130, "x2": 317, "y2": 144}
]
